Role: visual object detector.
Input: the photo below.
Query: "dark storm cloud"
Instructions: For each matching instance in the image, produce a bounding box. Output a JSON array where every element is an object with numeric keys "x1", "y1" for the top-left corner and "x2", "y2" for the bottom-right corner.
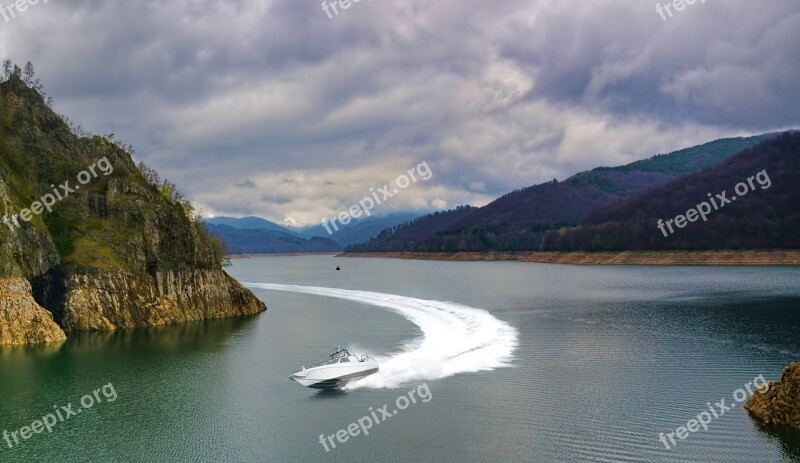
[
  {"x1": 501, "y1": 0, "x2": 800, "y2": 128},
  {"x1": 0, "y1": 0, "x2": 796, "y2": 223}
]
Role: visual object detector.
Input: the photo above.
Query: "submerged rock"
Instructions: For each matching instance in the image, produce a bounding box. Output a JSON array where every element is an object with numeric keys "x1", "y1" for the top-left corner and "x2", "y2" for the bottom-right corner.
[{"x1": 745, "y1": 363, "x2": 800, "y2": 433}]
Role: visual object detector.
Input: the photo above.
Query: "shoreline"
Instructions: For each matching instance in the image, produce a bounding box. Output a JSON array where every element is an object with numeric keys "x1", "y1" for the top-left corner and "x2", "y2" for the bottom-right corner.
[
  {"x1": 337, "y1": 250, "x2": 800, "y2": 265},
  {"x1": 228, "y1": 252, "x2": 339, "y2": 259}
]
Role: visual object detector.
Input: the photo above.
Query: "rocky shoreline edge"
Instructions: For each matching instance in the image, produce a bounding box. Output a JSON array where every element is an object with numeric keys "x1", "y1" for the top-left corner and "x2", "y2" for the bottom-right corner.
[{"x1": 746, "y1": 363, "x2": 800, "y2": 435}]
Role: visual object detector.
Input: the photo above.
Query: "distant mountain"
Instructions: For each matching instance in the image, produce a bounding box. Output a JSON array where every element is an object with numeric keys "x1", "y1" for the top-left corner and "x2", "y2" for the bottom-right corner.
[
  {"x1": 298, "y1": 213, "x2": 421, "y2": 246},
  {"x1": 345, "y1": 207, "x2": 479, "y2": 252},
  {"x1": 205, "y1": 216, "x2": 299, "y2": 236},
  {"x1": 348, "y1": 132, "x2": 785, "y2": 253},
  {"x1": 205, "y1": 224, "x2": 341, "y2": 254},
  {"x1": 541, "y1": 132, "x2": 800, "y2": 251}
]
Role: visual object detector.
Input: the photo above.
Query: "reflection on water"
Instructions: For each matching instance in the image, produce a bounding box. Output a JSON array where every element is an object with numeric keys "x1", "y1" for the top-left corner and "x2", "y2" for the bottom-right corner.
[
  {"x1": 2, "y1": 257, "x2": 800, "y2": 463},
  {"x1": 0, "y1": 340, "x2": 64, "y2": 359},
  {"x1": 750, "y1": 417, "x2": 800, "y2": 459},
  {"x1": 311, "y1": 389, "x2": 349, "y2": 400},
  {"x1": 62, "y1": 316, "x2": 259, "y2": 353},
  {"x1": 0, "y1": 315, "x2": 259, "y2": 359}
]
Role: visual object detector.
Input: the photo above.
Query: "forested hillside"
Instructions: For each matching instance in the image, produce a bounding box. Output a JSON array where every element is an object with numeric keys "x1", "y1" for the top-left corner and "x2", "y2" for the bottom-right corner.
[
  {"x1": 542, "y1": 132, "x2": 799, "y2": 251},
  {"x1": 348, "y1": 133, "x2": 781, "y2": 252}
]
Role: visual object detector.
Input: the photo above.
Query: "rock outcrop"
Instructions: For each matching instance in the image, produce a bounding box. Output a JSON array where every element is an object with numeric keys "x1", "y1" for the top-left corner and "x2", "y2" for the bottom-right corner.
[
  {"x1": 61, "y1": 270, "x2": 265, "y2": 331},
  {"x1": 0, "y1": 278, "x2": 66, "y2": 344},
  {"x1": 745, "y1": 363, "x2": 800, "y2": 433},
  {"x1": 0, "y1": 71, "x2": 265, "y2": 345}
]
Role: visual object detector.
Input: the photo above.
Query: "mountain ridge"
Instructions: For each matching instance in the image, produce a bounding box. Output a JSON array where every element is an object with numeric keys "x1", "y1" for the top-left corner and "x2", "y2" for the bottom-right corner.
[
  {"x1": 541, "y1": 132, "x2": 800, "y2": 251},
  {"x1": 205, "y1": 212, "x2": 423, "y2": 251},
  {"x1": 205, "y1": 223, "x2": 341, "y2": 254},
  {"x1": 347, "y1": 132, "x2": 788, "y2": 253},
  {"x1": 205, "y1": 216, "x2": 299, "y2": 236}
]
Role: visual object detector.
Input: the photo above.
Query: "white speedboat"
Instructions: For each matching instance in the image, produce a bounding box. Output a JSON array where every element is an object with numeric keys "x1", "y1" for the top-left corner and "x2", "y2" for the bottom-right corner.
[{"x1": 289, "y1": 346, "x2": 379, "y2": 389}]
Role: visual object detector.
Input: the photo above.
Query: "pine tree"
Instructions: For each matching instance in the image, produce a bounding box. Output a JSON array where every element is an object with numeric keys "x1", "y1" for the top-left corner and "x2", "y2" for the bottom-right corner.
[
  {"x1": 2, "y1": 59, "x2": 11, "y2": 80},
  {"x1": 23, "y1": 61, "x2": 35, "y2": 85}
]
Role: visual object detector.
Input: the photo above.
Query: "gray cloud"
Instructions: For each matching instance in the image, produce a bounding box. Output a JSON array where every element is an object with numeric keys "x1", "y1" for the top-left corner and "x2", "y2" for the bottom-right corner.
[
  {"x1": 260, "y1": 194, "x2": 292, "y2": 205},
  {"x1": 0, "y1": 0, "x2": 796, "y2": 223},
  {"x1": 235, "y1": 179, "x2": 256, "y2": 188}
]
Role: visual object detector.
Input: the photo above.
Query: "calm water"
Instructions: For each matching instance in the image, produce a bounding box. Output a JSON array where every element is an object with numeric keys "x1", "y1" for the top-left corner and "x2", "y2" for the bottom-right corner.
[{"x1": 1, "y1": 256, "x2": 799, "y2": 462}]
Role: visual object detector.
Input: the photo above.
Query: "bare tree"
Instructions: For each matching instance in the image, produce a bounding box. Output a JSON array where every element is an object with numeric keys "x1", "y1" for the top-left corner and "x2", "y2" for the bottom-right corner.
[{"x1": 137, "y1": 162, "x2": 161, "y2": 187}]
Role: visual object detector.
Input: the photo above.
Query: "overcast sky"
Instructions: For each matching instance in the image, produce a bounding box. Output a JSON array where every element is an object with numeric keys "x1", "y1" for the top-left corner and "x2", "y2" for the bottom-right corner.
[{"x1": 1, "y1": 0, "x2": 797, "y2": 227}]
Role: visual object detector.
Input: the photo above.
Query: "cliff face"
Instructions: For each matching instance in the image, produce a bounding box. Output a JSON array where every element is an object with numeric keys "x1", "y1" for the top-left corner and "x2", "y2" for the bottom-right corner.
[
  {"x1": 746, "y1": 363, "x2": 800, "y2": 433},
  {"x1": 0, "y1": 278, "x2": 65, "y2": 345},
  {"x1": 61, "y1": 270, "x2": 265, "y2": 331},
  {"x1": 0, "y1": 74, "x2": 265, "y2": 345}
]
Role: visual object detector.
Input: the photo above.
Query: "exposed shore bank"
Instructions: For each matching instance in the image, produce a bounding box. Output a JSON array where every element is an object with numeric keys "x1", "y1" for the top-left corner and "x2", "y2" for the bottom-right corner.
[
  {"x1": 746, "y1": 363, "x2": 800, "y2": 434},
  {"x1": 338, "y1": 250, "x2": 800, "y2": 265},
  {"x1": 229, "y1": 252, "x2": 339, "y2": 259}
]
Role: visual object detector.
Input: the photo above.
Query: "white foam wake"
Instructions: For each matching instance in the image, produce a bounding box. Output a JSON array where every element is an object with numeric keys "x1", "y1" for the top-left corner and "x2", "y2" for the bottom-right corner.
[{"x1": 244, "y1": 283, "x2": 519, "y2": 389}]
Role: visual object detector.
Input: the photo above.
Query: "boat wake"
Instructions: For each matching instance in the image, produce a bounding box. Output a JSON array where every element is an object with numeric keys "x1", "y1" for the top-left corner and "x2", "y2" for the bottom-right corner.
[{"x1": 243, "y1": 283, "x2": 518, "y2": 389}]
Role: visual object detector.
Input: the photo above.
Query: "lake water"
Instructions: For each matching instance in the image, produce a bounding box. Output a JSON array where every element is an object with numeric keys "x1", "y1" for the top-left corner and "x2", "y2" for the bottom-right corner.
[{"x1": 1, "y1": 256, "x2": 799, "y2": 462}]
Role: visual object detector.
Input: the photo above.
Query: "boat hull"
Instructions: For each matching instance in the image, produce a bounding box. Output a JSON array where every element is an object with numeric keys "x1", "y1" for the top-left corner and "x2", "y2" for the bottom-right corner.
[{"x1": 290, "y1": 362, "x2": 379, "y2": 389}]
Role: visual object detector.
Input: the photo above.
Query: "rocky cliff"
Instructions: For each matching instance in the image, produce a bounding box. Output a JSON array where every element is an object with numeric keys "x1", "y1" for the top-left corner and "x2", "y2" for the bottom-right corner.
[
  {"x1": 0, "y1": 278, "x2": 66, "y2": 344},
  {"x1": 745, "y1": 363, "x2": 800, "y2": 433},
  {"x1": 0, "y1": 72, "x2": 265, "y2": 345}
]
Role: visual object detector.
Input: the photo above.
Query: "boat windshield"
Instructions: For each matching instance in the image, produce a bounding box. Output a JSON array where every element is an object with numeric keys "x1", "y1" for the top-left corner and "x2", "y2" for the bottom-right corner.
[
  {"x1": 329, "y1": 346, "x2": 351, "y2": 360},
  {"x1": 303, "y1": 347, "x2": 363, "y2": 369}
]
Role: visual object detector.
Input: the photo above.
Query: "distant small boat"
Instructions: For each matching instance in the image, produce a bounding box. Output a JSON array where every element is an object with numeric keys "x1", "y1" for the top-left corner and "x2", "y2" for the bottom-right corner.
[
  {"x1": 336, "y1": 266, "x2": 341, "y2": 271},
  {"x1": 289, "y1": 347, "x2": 379, "y2": 389}
]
